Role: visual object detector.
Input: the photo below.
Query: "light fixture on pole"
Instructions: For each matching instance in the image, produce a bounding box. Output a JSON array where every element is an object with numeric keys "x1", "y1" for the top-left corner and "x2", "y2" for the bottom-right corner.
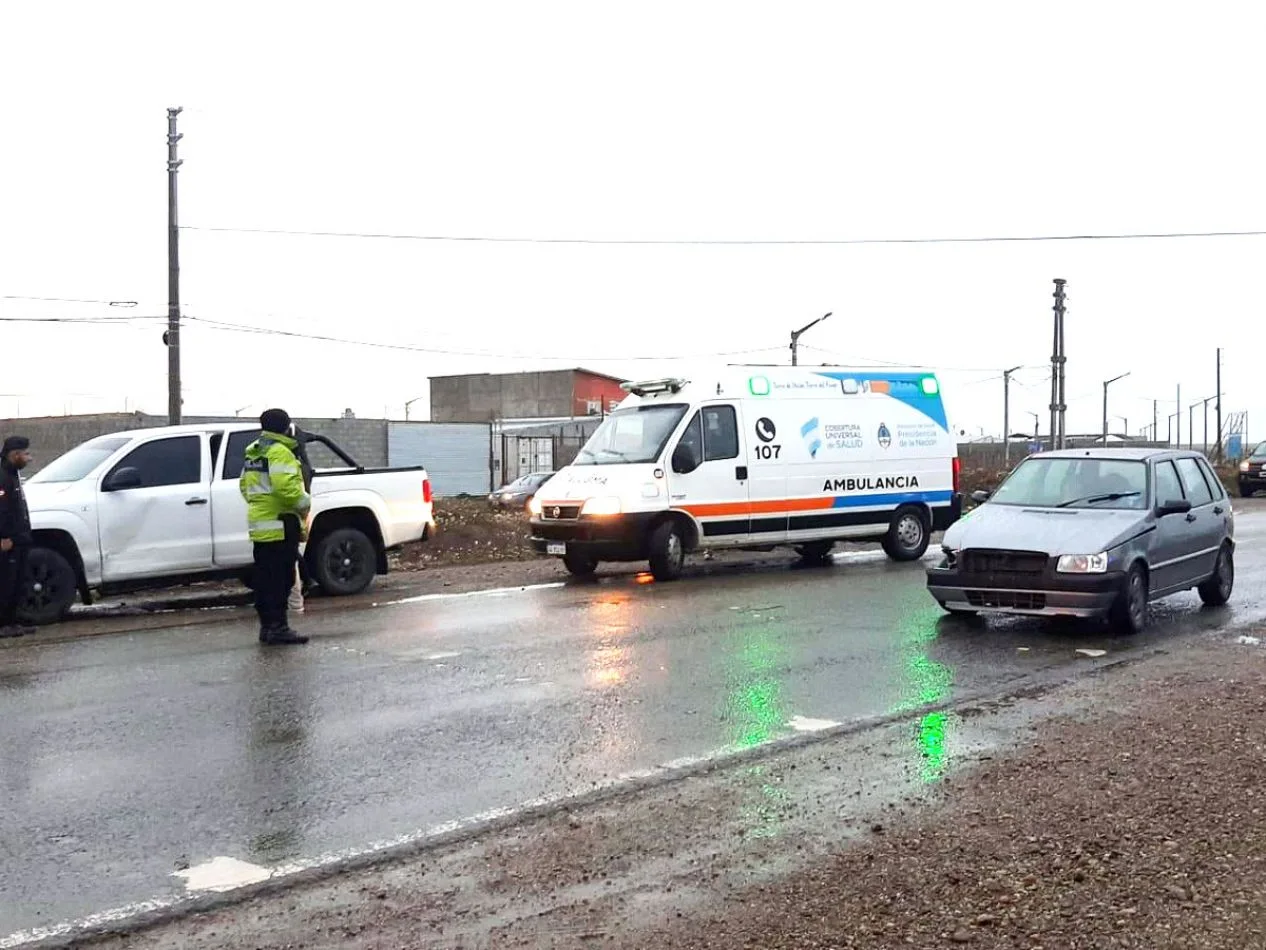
[
  {"x1": 1102, "y1": 372, "x2": 1130, "y2": 443},
  {"x1": 1002, "y1": 366, "x2": 1022, "y2": 465},
  {"x1": 405, "y1": 395, "x2": 426, "y2": 421},
  {"x1": 789, "y1": 312, "x2": 832, "y2": 366}
]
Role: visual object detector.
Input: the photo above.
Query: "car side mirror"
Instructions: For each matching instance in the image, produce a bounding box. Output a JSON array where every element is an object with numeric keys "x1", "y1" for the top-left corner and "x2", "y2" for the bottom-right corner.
[
  {"x1": 971, "y1": 489, "x2": 992, "y2": 504},
  {"x1": 103, "y1": 467, "x2": 143, "y2": 491},
  {"x1": 672, "y1": 443, "x2": 701, "y2": 475},
  {"x1": 1157, "y1": 498, "x2": 1192, "y2": 517}
]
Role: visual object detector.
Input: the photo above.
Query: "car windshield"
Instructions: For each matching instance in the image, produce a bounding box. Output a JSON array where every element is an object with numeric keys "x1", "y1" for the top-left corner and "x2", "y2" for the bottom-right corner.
[
  {"x1": 1251, "y1": 441, "x2": 1266, "y2": 460},
  {"x1": 989, "y1": 457, "x2": 1148, "y2": 509},
  {"x1": 573, "y1": 404, "x2": 688, "y2": 465},
  {"x1": 28, "y1": 436, "x2": 131, "y2": 484}
]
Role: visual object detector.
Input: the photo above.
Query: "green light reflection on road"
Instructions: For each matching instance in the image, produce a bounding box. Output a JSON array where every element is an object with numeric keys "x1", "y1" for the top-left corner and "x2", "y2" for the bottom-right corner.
[
  {"x1": 726, "y1": 625, "x2": 787, "y2": 749},
  {"x1": 890, "y1": 596, "x2": 957, "y2": 784}
]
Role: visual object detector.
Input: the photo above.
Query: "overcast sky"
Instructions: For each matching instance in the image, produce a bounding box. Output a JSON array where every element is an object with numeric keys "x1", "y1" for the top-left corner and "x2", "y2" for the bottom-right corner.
[{"x1": 1, "y1": 1, "x2": 1261, "y2": 445}]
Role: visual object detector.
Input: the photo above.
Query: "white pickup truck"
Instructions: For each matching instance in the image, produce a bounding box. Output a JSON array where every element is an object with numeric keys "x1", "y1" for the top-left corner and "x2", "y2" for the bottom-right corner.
[{"x1": 17, "y1": 423, "x2": 437, "y2": 624}]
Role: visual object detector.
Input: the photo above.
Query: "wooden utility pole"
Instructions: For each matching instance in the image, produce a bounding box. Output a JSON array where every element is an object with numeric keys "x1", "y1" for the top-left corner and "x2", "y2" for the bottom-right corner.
[
  {"x1": 1215, "y1": 348, "x2": 1223, "y2": 461},
  {"x1": 166, "y1": 107, "x2": 184, "y2": 425}
]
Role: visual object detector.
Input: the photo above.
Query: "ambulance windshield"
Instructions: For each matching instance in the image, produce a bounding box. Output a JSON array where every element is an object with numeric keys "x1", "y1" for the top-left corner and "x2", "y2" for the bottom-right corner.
[{"x1": 573, "y1": 404, "x2": 688, "y2": 465}]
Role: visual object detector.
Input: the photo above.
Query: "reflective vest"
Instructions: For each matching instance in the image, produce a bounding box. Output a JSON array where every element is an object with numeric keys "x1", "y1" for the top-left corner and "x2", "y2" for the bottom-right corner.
[{"x1": 239, "y1": 432, "x2": 312, "y2": 543}]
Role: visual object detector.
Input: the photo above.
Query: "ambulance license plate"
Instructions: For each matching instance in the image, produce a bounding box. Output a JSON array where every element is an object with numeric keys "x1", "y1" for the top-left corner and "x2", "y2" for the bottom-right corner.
[{"x1": 547, "y1": 542, "x2": 566, "y2": 556}]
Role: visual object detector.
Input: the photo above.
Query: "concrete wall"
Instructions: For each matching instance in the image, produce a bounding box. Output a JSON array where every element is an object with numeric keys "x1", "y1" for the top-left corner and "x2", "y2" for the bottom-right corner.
[
  {"x1": 430, "y1": 370, "x2": 579, "y2": 423},
  {"x1": 0, "y1": 413, "x2": 389, "y2": 474}
]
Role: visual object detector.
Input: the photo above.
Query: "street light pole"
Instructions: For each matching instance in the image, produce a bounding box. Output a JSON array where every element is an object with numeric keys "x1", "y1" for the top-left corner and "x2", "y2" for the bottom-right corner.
[
  {"x1": 1103, "y1": 372, "x2": 1130, "y2": 443},
  {"x1": 404, "y1": 396, "x2": 425, "y2": 421},
  {"x1": 789, "y1": 312, "x2": 832, "y2": 366}
]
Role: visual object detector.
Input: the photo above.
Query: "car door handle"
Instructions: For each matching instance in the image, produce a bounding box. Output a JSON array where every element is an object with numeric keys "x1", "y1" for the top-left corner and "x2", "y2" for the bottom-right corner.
[
  {"x1": 1214, "y1": 505, "x2": 1225, "y2": 515},
  {"x1": 735, "y1": 466, "x2": 748, "y2": 481},
  {"x1": 185, "y1": 497, "x2": 208, "y2": 506},
  {"x1": 1185, "y1": 512, "x2": 1197, "y2": 523}
]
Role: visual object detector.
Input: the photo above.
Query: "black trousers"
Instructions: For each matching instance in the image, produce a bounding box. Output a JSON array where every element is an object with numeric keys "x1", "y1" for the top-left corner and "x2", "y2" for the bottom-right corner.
[
  {"x1": 253, "y1": 525, "x2": 299, "y2": 630},
  {"x1": 0, "y1": 546, "x2": 27, "y2": 627}
]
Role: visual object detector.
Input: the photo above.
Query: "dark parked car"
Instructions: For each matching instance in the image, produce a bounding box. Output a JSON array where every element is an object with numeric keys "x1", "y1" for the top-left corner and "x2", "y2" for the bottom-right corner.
[
  {"x1": 926, "y1": 448, "x2": 1234, "y2": 634},
  {"x1": 489, "y1": 471, "x2": 555, "y2": 510},
  {"x1": 1238, "y1": 441, "x2": 1266, "y2": 497}
]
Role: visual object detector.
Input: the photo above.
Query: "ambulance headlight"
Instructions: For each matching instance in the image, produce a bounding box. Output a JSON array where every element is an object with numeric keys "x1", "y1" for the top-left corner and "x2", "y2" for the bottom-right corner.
[{"x1": 581, "y1": 496, "x2": 622, "y2": 516}]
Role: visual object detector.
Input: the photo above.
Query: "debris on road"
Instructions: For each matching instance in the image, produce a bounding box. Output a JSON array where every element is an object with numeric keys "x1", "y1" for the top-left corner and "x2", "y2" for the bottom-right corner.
[{"x1": 1075, "y1": 647, "x2": 1108, "y2": 658}]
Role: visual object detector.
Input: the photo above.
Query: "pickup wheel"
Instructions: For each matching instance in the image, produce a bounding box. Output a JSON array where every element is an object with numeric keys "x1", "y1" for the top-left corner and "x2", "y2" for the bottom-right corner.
[
  {"x1": 311, "y1": 527, "x2": 377, "y2": 596},
  {"x1": 17, "y1": 547, "x2": 78, "y2": 626}
]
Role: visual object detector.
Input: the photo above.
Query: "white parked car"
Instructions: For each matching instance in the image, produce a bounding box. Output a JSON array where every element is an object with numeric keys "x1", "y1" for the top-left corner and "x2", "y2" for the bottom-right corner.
[{"x1": 19, "y1": 423, "x2": 436, "y2": 624}]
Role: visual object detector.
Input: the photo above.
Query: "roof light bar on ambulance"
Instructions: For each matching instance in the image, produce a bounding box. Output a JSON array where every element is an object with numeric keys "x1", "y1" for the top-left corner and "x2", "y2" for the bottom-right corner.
[{"x1": 620, "y1": 377, "x2": 688, "y2": 397}]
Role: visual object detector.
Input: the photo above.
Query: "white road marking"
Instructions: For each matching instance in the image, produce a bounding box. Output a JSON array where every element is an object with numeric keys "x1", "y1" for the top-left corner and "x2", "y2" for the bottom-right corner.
[
  {"x1": 425, "y1": 651, "x2": 463, "y2": 660},
  {"x1": 373, "y1": 582, "x2": 565, "y2": 607},
  {"x1": 173, "y1": 857, "x2": 271, "y2": 893},
  {"x1": 1075, "y1": 648, "x2": 1107, "y2": 658},
  {"x1": 788, "y1": 715, "x2": 842, "y2": 732}
]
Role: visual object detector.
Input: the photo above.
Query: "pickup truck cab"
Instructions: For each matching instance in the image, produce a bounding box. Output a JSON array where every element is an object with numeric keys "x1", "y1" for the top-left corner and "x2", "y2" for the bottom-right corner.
[{"x1": 19, "y1": 423, "x2": 436, "y2": 624}]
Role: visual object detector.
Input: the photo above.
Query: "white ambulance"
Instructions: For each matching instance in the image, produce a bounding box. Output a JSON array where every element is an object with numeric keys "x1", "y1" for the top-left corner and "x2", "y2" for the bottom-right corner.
[{"x1": 528, "y1": 367, "x2": 962, "y2": 580}]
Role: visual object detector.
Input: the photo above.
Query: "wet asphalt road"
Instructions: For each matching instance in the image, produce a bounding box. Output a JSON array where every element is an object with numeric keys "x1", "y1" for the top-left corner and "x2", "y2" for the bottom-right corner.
[{"x1": 3, "y1": 508, "x2": 1266, "y2": 939}]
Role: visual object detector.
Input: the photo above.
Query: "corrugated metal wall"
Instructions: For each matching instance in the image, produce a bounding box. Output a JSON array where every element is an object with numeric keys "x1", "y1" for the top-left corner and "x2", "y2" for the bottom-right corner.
[{"x1": 387, "y1": 422, "x2": 491, "y2": 496}]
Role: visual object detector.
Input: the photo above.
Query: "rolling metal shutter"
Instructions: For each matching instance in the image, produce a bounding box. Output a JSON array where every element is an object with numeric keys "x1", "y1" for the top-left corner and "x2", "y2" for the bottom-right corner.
[{"x1": 387, "y1": 423, "x2": 491, "y2": 496}]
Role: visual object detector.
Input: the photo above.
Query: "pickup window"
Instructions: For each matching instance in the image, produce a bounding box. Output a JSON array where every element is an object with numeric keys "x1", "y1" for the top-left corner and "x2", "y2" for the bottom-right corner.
[
  {"x1": 221, "y1": 430, "x2": 260, "y2": 479},
  {"x1": 107, "y1": 435, "x2": 203, "y2": 488}
]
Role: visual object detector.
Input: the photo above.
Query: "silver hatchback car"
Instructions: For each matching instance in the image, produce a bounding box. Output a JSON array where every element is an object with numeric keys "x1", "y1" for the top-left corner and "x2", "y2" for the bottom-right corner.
[{"x1": 926, "y1": 448, "x2": 1234, "y2": 634}]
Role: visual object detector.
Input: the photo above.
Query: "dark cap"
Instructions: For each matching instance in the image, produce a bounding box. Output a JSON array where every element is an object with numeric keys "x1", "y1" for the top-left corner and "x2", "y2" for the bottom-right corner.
[
  {"x1": 2, "y1": 436, "x2": 30, "y2": 455},
  {"x1": 259, "y1": 408, "x2": 292, "y2": 434}
]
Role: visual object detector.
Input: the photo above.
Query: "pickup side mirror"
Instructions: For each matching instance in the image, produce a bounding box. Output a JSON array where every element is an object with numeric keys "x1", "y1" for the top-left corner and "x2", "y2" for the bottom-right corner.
[
  {"x1": 103, "y1": 467, "x2": 143, "y2": 492},
  {"x1": 971, "y1": 489, "x2": 992, "y2": 504},
  {"x1": 671, "y1": 443, "x2": 701, "y2": 475},
  {"x1": 1157, "y1": 498, "x2": 1193, "y2": 517}
]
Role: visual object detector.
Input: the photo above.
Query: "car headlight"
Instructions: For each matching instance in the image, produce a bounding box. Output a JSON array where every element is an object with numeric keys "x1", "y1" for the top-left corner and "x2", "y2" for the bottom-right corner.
[
  {"x1": 581, "y1": 495, "x2": 622, "y2": 516},
  {"x1": 527, "y1": 496, "x2": 542, "y2": 516},
  {"x1": 1241, "y1": 461, "x2": 1251, "y2": 473},
  {"x1": 1056, "y1": 552, "x2": 1108, "y2": 574}
]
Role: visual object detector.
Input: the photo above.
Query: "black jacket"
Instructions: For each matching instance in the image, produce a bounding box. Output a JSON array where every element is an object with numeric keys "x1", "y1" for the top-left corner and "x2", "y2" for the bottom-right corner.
[{"x1": 0, "y1": 461, "x2": 31, "y2": 547}]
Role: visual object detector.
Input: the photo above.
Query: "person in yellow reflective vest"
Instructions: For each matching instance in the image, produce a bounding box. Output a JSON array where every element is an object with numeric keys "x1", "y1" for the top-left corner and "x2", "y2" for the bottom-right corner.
[{"x1": 240, "y1": 408, "x2": 311, "y2": 645}]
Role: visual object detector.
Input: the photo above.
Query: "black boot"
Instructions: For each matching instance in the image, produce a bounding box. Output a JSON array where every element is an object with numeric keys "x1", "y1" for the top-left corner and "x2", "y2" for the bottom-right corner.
[{"x1": 266, "y1": 625, "x2": 309, "y2": 645}]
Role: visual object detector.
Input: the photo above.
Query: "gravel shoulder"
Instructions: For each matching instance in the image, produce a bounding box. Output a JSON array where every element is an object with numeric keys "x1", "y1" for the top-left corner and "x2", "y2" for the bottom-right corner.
[{"x1": 68, "y1": 631, "x2": 1266, "y2": 950}]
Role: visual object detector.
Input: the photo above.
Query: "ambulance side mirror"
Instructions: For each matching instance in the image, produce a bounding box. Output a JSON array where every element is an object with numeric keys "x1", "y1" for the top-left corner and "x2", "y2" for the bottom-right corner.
[{"x1": 672, "y1": 443, "x2": 701, "y2": 474}]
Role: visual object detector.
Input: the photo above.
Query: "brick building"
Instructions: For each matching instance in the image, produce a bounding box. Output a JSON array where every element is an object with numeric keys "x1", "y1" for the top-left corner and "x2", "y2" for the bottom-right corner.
[{"x1": 428, "y1": 368, "x2": 627, "y2": 423}]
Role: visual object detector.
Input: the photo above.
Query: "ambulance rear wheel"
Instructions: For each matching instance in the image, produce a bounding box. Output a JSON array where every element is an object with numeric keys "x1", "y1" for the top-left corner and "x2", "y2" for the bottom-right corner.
[
  {"x1": 648, "y1": 520, "x2": 687, "y2": 581},
  {"x1": 881, "y1": 505, "x2": 929, "y2": 562},
  {"x1": 794, "y1": 541, "x2": 835, "y2": 564}
]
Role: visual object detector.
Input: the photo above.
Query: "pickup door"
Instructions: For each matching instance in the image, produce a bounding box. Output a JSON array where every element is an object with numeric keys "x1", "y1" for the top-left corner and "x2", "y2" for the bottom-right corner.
[
  {"x1": 98, "y1": 432, "x2": 215, "y2": 581},
  {"x1": 210, "y1": 428, "x2": 257, "y2": 567}
]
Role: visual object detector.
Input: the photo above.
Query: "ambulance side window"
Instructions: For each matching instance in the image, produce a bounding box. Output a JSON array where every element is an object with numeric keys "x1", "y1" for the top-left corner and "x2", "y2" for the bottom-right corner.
[
  {"x1": 677, "y1": 412, "x2": 704, "y2": 464},
  {"x1": 702, "y1": 406, "x2": 739, "y2": 461}
]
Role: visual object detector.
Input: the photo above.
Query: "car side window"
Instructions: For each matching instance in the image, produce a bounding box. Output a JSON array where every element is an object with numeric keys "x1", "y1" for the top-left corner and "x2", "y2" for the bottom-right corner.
[
  {"x1": 1176, "y1": 457, "x2": 1214, "y2": 507},
  {"x1": 1196, "y1": 457, "x2": 1226, "y2": 500},
  {"x1": 222, "y1": 430, "x2": 261, "y2": 480},
  {"x1": 702, "y1": 405, "x2": 739, "y2": 461},
  {"x1": 1154, "y1": 460, "x2": 1184, "y2": 505},
  {"x1": 108, "y1": 435, "x2": 202, "y2": 488}
]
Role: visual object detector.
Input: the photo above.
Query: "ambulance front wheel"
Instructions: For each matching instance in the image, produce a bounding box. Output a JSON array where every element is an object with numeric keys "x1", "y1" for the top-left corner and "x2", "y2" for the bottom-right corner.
[
  {"x1": 648, "y1": 520, "x2": 687, "y2": 581},
  {"x1": 881, "y1": 505, "x2": 930, "y2": 562},
  {"x1": 563, "y1": 550, "x2": 598, "y2": 577}
]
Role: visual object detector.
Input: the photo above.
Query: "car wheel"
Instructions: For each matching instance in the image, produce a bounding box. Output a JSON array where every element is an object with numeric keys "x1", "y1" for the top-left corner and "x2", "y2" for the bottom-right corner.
[
  {"x1": 1240, "y1": 486, "x2": 1256, "y2": 499},
  {"x1": 648, "y1": 520, "x2": 687, "y2": 581},
  {"x1": 17, "y1": 547, "x2": 78, "y2": 626},
  {"x1": 1110, "y1": 562, "x2": 1149, "y2": 635},
  {"x1": 881, "y1": 505, "x2": 929, "y2": 562},
  {"x1": 311, "y1": 527, "x2": 377, "y2": 596},
  {"x1": 1198, "y1": 543, "x2": 1234, "y2": 606},
  {"x1": 562, "y1": 551, "x2": 598, "y2": 577},
  {"x1": 794, "y1": 540, "x2": 835, "y2": 564}
]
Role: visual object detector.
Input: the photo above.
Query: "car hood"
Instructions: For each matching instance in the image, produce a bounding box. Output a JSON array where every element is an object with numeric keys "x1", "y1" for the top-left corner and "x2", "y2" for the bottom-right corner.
[
  {"x1": 943, "y1": 503, "x2": 1148, "y2": 557},
  {"x1": 21, "y1": 480, "x2": 83, "y2": 510}
]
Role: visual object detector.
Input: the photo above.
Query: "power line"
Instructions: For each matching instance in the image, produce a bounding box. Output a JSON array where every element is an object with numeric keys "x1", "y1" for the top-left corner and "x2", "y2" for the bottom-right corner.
[
  {"x1": 181, "y1": 224, "x2": 1266, "y2": 247},
  {"x1": 0, "y1": 294, "x2": 142, "y2": 306},
  {"x1": 800, "y1": 344, "x2": 1042, "y2": 375},
  {"x1": 0, "y1": 314, "x2": 162, "y2": 324},
  {"x1": 182, "y1": 314, "x2": 789, "y2": 362}
]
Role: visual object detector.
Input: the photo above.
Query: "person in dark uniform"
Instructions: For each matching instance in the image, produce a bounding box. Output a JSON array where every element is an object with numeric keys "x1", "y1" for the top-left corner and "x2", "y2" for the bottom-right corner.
[{"x1": 0, "y1": 436, "x2": 34, "y2": 639}]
